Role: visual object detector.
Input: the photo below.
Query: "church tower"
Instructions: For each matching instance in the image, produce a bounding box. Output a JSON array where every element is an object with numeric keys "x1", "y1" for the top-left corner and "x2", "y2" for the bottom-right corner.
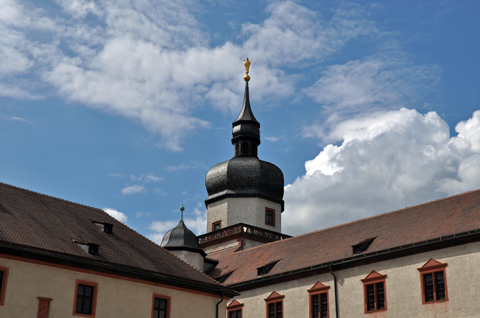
[{"x1": 204, "y1": 59, "x2": 285, "y2": 234}]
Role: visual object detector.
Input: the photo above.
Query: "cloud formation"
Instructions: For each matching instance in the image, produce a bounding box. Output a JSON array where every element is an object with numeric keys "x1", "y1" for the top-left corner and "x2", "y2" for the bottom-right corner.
[
  {"x1": 1, "y1": 0, "x2": 378, "y2": 150},
  {"x1": 121, "y1": 184, "x2": 145, "y2": 195},
  {"x1": 284, "y1": 109, "x2": 480, "y2": 235},
  {"x1": 103, "y1": 207, "x2": 128, "y2": 223}
]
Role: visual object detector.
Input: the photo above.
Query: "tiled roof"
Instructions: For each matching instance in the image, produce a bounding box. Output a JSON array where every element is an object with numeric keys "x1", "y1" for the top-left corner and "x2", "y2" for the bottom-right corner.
[
  {"x1": 208, "y1": 189, "x2": 480, "y2": 286},
  {"x1": 0, "y1": 182, "x2": 223, "y2": 290}
]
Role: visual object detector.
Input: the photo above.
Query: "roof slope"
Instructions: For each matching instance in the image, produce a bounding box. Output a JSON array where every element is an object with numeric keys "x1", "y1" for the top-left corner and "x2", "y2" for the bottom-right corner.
[
  {"x1": 209, "y1": 189, "x2": 480, "y2": 285},
  {"x1": 0, "y1": 182, "x2": 221, "y2": 289}
]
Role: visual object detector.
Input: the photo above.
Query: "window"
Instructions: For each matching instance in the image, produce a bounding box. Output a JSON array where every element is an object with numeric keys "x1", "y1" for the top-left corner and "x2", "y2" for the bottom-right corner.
[
  {"x1": 361, "y1": 271, "x2": 387, "y2": 314},
  {"x1": 352, "y1": 237, "x2": 376, "y2": 255},
  {"x1": 417, "y1": 259, "x2": 448, "y2": 304},
  {"x1": 73, "y1": 280, "x2": 98, "y2": 317},
  {"x1": 265, "y1": 291, "x2": 284, "y2": 318},
  {"x1": 212, "y1": 221, "x2": 221, "y2": 231},
  {"x1": 152, "y1": 294, "x2": 170, "y2": 318},
  {"x1": 257, "y1": 260, "x2": 279, "y2": 276},
  {"x1": 0, "y1": 266, "x2": 9, "y2": 306},
  {"x1": 227, "y1": 300, "x2": 243, "y2": 318},
  {"x1": 308, "y1": 282, "x2": 330, "y2": 318},
  {"x1": 265, "y1": 208, "x2": 275, "y2": 227}
]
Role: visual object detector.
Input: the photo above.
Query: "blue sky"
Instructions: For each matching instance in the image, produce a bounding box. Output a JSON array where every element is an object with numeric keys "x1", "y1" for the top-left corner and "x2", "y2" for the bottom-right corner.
[{"x1": 1, "y1": 0, "x2": 479, "y2": 241}]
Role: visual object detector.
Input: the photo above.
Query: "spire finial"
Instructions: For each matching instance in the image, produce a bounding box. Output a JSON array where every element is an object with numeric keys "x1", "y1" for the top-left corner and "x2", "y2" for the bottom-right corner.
[
  {"x1": 180, "y1": 203, "x2": 185, "y2": 220},
  {"x1": 244, "y1": 58, "x2": 251, "y2": 82}
]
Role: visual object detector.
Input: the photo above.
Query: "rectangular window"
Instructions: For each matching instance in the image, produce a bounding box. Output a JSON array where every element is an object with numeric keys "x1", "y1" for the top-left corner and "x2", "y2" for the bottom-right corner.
[
  {"x1": 265, "y1": 208, "x2": 275, "y2": 227},
  {"x1": 73, "y1": 280, "x2": 98, "y2": 317},
  {"x1": 152, "y1": 294, "x2": 170, "y2": 318},
  {"x1": 423, "y1": 271, "x2": 446, "y2": 302},
  {"x1": 153, "y1": 298, "x2": 167, "y2": 318},
  {"x1": 365, "y1": 282, "x2": 384, "y2": 311},
  {"x1": 362, "y1": 271, "x2": 387, "y2": 314},
  {"x1": 212, "y1": 221, "x2": 221, "y2": 231},
  {"x1": 228, "y1": 309, "x2": 242, "y2": 318},
  {"x1": 418, "y1": 259, "x2": 448, "y2": 304},
  {"x1": 311, "y1": 293, "x2": 328, "y2": 318},
  {"x1": 268, "y1": 301, "x2": 282, "y2": 318},
  {"x1": 0, "y1": 266, "x2": 8, "y2": 306}
]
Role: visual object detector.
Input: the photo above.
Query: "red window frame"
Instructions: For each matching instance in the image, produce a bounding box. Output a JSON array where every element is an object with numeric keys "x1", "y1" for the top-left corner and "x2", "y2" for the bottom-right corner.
[
  {"x1": 227, "y1": 299, "x2": 244, "y2": 318},
  {"x1": 212, "y1": 221, "x2": 221, "y2": 231},
  {"x1": 361, "y1": 270, "x2": 387, "y2": 314},
  {"x1": 417, "y1": 259, "x2": 448, "y2": 304},
  {"x1": 0, "y1": 266, "x2": 9, "y2": 306},
  {"x1": 308, "y1": 282, "x2": 330, "y2": 318},
  {"x1": 265, "y1": 291, "x2": 284, "y2": 318},
  {"x1": 265, "y1": 208, "x2": 275, "y2": 227},
  {"x1": 72, "y1": 280, "x2": 98, "y2": 318},
  {"x1": 152, "y1": 294, "x2": 171, "y2": 318}
]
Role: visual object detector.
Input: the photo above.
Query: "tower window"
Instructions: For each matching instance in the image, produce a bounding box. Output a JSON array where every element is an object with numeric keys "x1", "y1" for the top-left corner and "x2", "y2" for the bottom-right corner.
[
  {"x1": 212, "y1": 221, "x2": 221, "y2": 231},
  {"x1": 265, "y1": 208, "x2": 275, "y2": 227}
]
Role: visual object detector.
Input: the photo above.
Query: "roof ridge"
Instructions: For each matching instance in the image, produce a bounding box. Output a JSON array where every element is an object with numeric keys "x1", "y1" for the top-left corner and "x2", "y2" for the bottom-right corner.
[
  {"x1": 215, "y1": 188, "x2": 480, "y2": 254},
  {"x1": 0, "y1": 181, "x2": 108, "y2": 214}
]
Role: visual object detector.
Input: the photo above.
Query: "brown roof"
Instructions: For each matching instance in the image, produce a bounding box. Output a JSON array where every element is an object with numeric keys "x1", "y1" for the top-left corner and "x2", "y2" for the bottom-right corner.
[
  {"x1": 208, "y1": 189, "x2": 480, "y2": 286},
  {"x1": 0, "y1": 182, "x2": 227, "y2": 293}
]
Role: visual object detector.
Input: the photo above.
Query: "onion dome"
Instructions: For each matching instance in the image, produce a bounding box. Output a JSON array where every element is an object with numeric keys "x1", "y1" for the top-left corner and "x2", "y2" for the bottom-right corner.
[
  {"x1": 205, "y1": 60, "x2": 284, "y2": 210},
  {"x1": 161, "y1": 205, "x2": 206, "y2": 256}
]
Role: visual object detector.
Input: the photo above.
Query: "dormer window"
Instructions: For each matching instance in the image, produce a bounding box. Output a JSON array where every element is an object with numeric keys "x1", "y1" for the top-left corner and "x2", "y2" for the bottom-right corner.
[
  {"x1": 353, "y1": 237, "x2": 376, "y2": 255},
  {"x1": 73, "y1": 240, "x2": 99, "y2": 256},
  {"x1": 257, "y1": 260, "x2": 279, "y2": 276},
  {"x1": 91, "y1": 220, "x2": 113, "y2": 234}
]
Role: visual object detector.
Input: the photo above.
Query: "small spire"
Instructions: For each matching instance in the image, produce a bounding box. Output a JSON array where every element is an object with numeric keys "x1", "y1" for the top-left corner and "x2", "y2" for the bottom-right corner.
[
  {"x1": 244, "y1": 58, "x2": 251, "y2": 82},
  {"x1": 180, "y1": 203, "x2": 185, "y2": 220}
]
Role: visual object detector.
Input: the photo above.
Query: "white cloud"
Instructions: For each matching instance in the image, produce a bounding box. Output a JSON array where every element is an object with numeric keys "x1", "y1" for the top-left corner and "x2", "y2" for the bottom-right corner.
[
  {"x1": 283, "y1": 109, "x2": 480, "y2": 235},
  {"x1": 121, "y1": 184, "x2": 145, "y2": 194},
  {"x1": 242, "y1": 1, "x2": 376, "y2": 67},
  {"x1": 149, "y1": 202, "x2": 207, "y2": 243},
  {"x1": 304, "y1": 56, "x2": 440, "y2": 127},
  {"x1": 103, "y1": 207, "x2": 128, "y2": 223},
  {"x1": 165, "y1": 161, "x2": 206, "y2": 172},
  {"x1": 1, "y1": 0, "x2": 381, "y2": 150},
  {"x1": 131, "y1": 173, "x2": 163, "y2": 183}
]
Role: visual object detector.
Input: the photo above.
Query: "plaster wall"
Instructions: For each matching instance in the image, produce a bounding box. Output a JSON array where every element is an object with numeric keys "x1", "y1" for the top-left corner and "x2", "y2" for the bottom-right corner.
[
  {"x1": 0, "y1": 255, "x2": 225, "y2": 318},
  {"x1": 230, "y1": 241, "x2": 480, "y2": 318},
  {"x1": 169, "y1": 250, "x2": 204, "y2": 271},
  {"x1": 207, "y1": 197, "x2": 281, "y2": 233}
]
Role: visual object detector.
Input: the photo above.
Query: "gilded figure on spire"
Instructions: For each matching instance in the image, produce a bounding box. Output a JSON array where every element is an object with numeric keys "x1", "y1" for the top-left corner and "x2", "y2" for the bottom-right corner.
[{"x1": 244, "y1": 57, "x2": 251, "y2": 81}]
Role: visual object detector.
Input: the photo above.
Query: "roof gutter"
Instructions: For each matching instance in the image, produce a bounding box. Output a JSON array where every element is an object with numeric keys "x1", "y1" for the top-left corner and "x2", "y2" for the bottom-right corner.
[{"x1": 228, "y1": 228, "x2": 480, "y2": 290}]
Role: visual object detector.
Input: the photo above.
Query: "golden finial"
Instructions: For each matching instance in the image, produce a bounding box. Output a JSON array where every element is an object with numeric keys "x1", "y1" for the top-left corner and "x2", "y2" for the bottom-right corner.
[{"x1": 244, "y1": 57, "x2": 251, "y2": 81}]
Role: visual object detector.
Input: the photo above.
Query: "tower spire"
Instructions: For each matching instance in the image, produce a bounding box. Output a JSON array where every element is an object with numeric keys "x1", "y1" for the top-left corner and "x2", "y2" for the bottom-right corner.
[{"x1": 231, "y1": 58, "x2": 260, "y2": 157}]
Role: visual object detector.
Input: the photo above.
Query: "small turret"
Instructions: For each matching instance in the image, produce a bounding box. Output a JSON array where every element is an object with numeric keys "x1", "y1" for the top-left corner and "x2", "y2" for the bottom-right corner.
[{"x1": 161, "y1": 204, "x2": 206, "y2": 271}]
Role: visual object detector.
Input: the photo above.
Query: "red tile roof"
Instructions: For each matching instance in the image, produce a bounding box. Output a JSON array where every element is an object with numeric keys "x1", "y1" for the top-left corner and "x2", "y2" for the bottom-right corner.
[
  {"x1": 208, "y1": 189, "x2": 480, "y2": 286},
  {"x1": 0, "y1": 182, "x2": 225, "y2": 291}
]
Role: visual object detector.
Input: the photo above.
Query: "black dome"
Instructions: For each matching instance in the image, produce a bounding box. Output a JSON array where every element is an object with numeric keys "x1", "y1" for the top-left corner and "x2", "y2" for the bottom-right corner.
[
  {"x1": 205, "y1": 156, "x2": 284, "y2": 210},
  {"x1": 161, "y1": 220, "x2": 206, "y2": 256}
]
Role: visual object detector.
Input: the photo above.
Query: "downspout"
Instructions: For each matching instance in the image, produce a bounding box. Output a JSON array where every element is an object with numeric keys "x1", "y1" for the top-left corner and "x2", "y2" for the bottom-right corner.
[
  {"x1": 215, "y1": 290, "x2": 224, "y2": 318},
  {"x1": 329, "y1": 265, "x2": 339, "y2": 318}
]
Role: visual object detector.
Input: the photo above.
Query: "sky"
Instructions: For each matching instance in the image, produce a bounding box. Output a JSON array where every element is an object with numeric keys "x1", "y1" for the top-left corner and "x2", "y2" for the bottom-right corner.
[{"x1": 1, "y1": 0, "x2": 479, "y2": 241}]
